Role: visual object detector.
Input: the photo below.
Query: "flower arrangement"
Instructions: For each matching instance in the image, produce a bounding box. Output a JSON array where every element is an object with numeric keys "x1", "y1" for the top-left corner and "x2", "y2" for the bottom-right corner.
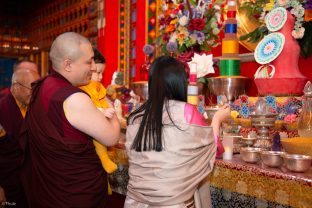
[
  {"x1": 157, "y1": 0, "x2": 224, "y2": 55},
  {"x1": 239, "y1": 0, "x2": 312, "y2": 58}
]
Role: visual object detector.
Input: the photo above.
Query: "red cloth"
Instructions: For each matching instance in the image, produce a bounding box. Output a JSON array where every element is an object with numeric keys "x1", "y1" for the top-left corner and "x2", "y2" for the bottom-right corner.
[
  {"x1": 99, "y1": 1, "x2": 119, "y2": 87},
  {"x1": 20, "y1": 72, "x2": 108, "y2": 208},
  {"x1": 0, "y1": 91, "x2": 28, "y2": 208},
  {"x1": 0, "y1": 88, "x2": 10, "y2": 100}
]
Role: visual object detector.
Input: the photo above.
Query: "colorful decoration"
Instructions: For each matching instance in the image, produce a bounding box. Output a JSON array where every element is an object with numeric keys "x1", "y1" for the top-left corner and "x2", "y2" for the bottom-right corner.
[
  {"x1": 158, "y1": 0, "x2": 224, "y2": 54},
  {"x1": 254, "y1": 32, "x2": 285, "y2": 65},
  {"x1": 140, "y1": 44, "x2": 154, "y2": 81},
  {"x1": 148, "y1": 0, "x2": 157, "y2": 44},
  {"x1": 239, "y1": 0, "x2": 312, "y2": 58},
  {"x1": 219, "y1": 0, "x2": 241, "y2": 78},
  {"x1": 265, "y1": 7, "x2": 287, "y2": 32}
]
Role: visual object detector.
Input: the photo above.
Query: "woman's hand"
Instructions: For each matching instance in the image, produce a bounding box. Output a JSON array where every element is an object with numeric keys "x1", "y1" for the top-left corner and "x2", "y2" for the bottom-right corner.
[{"x1": 212, "y1": 104, "x2": 231, "y2": 125}]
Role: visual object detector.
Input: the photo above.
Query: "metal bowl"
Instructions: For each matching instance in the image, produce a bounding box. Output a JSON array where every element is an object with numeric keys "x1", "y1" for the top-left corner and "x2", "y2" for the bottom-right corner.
[
  {"x1": 130, "y1": 81, "x2": 148, "y2": 101},
  {"x1": 250, "y1": 114, "x2": 277, "y2": 127},
  {"x1": 241, "y1": 136, "x2": 257, "y2": 147},
  {"x1": 260, "y1": 151, "x2": 285, "y2": 168},
  {"x1": 240, "y1": 147, "x2": 262, "y2": 163},
  {"x1": 207, "y1": 77, "x2": 249, "y2": 102},
  {"x1": 283, "y1": 154, "x2": 312, "y2": 173}
]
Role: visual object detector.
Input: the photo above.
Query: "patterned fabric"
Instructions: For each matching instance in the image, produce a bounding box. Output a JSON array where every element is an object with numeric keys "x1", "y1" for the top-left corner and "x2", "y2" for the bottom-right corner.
[
  {"x1": 208, "y1": 155, "x2": 312, "y2": 208},
  {"x1": 211, "y1": 186, "x2": 291, "y2": 208},
  {"x1": 109, "y1": 154, "x2": 312, "y2": 208}
]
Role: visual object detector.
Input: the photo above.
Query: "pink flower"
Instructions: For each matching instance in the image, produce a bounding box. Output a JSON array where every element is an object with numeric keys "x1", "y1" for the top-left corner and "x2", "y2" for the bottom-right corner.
[
  {"x1": 284, "y1": 114, "x2": 297, "y2": 124},
  {"x1": 277, "y1": 0, "x2": 289, "y2": 7}
]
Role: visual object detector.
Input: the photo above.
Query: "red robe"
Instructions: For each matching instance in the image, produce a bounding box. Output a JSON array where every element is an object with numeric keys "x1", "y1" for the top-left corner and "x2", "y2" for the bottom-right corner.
[
  {"x1": 20, "y1": 72, "x2": 108, "y2": 208},
  {"x1": 0, "y1": 90, "x2": 28, "y2": 208},
  {"x1": 0, "y1": 88, "x2": 10, "y2": 100}
]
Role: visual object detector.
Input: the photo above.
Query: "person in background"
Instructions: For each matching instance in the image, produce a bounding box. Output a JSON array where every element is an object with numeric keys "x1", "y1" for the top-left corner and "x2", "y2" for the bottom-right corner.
[
  {"x1": 79, "y1": 47, "x2": 118, "y2": 194},
  {"x1": 0, "y1": 69, "x2": 40, "y2": 208},
  {"x1": 125, "y1": 56, "x2": 230, "y2": 208},
  {"x1": 13, "y1": 59, "x2": 38, "y2": 73},
  {"x1": 0, "y1": 60, "x2": 39, "y2": 100},
  {"x1": 20, "y1": 32, "x2": 120, "y2": 208}
]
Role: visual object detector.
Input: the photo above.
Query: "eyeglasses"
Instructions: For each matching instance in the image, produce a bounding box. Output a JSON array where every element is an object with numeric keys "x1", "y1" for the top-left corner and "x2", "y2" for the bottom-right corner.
[{"x1": 14, "y1": 81, "x2": 32, "y2": 90}]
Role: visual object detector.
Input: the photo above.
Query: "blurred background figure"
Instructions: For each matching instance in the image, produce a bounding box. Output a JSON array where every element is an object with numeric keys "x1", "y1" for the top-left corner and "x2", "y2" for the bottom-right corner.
[{"x1": 0, "y1": 69, "x2": 40, "y2": 208}]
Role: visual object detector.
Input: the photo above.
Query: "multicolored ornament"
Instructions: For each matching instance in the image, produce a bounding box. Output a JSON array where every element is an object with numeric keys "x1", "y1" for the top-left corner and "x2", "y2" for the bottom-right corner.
[
  {"x1": 265, "y1": 7, "x2": 287, "y2": 32},
  {"x1": 255, "y1": 32, "x2": 285, "y2": 64}
]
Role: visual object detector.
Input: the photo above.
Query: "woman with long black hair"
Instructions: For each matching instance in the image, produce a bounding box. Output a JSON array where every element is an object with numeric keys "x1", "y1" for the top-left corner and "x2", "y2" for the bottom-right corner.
[{"x1": 125, "y1": 56, "x2": 229, "y2": 208}]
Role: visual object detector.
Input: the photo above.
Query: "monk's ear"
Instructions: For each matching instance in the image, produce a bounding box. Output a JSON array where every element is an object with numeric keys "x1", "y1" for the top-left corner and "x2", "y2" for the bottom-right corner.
[{"x1": 63, "y1": 59, "x2": 71, "y2": 72}]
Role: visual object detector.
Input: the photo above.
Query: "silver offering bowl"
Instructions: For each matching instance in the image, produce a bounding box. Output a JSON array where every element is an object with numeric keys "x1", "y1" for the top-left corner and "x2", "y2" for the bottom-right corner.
[
  {"x1": 131, "y1": 81, "x2": 148, "y2": 101},
  {"x1": 207, "y1": 77, "x2": 249, "y2": 103},
  {"x1": 283, "y1": 154, "x2": 312, "y2": 173},
  {"x1": 240, "y1": 147, "x2": 262, "y2": 163},
  {"x1": 260, "y1": 151, "x2": 285, "y2": 168},
  {"x1": 250, "y1": 114, "x2": 277, "y2": 150},
  {"x1": 241, "y1": 136, "x2": 257, "y2": 147}
]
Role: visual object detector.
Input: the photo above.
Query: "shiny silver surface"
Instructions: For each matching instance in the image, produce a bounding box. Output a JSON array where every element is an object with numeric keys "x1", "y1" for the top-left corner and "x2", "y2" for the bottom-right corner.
[
  {"x1": 283, "y1": 154, "x2": 312, "y2": 173},
  {"x1": 240, "y1": 147, "x2": 262, "y2": 163},
  {"x1": 260, "y1": 151, "x2": 285, "y2": 168},
  {"x1": 207, "y1": 77, "x2": 249, "y2": 102},
  {"x1": 241, "y1": 136, "x2": 256, "y2": 147}
]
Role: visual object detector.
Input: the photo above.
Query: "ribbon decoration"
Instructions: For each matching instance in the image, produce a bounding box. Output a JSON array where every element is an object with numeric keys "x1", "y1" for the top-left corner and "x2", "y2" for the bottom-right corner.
[
  {"x1": 227, "y1": 11, "x2": 236, "y2": 18},
  {"x1": 222, "y1": 39, "x2": 239, "y2": 54},
  {"x1": 225, "y1": 23, "x2": 237, "y2": 33},
  {"x1": 220, "y1": 59, "x2": 240, "y2": 76}
]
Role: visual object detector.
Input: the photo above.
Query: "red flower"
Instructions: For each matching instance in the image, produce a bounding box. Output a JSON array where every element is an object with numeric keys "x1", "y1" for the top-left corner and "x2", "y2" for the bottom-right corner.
[
  {"x1": 172, "y1": 8, "x2": 179, "y2": 15},
  {"x1": 188, "y1": 18, "x2": 205, "y2": 31},
  {"x1": 179, "y1": 4, "x2": 184, "y2": 10},
  {"x1": 163, "y1": 34, "x2": 169, "y2": 41}
]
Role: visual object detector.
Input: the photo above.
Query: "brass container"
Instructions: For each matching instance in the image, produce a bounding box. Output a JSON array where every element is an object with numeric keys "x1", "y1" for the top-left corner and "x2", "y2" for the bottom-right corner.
[{"x1": 281, "y1": 137, "x2": 312, "y2": 157}]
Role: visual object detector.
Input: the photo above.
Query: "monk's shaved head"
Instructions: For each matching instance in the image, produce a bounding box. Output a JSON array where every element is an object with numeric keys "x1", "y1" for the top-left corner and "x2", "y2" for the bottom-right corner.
[
  {"x1": 14, "y1": 60, "x2": 38, "y2": 73},
  {"x1": 11, "y1": 69, "x2": 40, "y2": 106},
  {"x1": 49, "y1": 32, "x2": 90, "y2": 71}
]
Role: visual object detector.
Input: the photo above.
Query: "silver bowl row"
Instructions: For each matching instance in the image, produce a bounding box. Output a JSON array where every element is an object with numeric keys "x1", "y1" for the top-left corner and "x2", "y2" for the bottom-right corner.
[{"x1": 240, "y1": 147, "x2": 312, "y2": 173}]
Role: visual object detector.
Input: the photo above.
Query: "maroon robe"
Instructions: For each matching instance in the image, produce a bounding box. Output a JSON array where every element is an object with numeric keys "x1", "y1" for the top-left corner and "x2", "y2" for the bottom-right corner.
[
  {"x1": 0, "y1": 88, "x2": 10, "y2": 100},
  {"x1": 0, "y1": 90, "x2": 28, "y2": 208},
  {"x1": 20, "y1": 72, "x2": 108, "y2": 208}
]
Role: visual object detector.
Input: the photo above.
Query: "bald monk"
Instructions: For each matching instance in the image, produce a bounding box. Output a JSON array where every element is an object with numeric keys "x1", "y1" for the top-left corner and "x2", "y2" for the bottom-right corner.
[
  {"x1": 13, "y1": 60, "x2": 38, "y2": 73},
  {"x1": 0, "y1": 60, "x2": 39, "y2": 100},
  {"x1": 0, "y1": 69, "x2": 40, "y2": 207},
  {"x1": 20, "y1": 32, "x2": 120, "y2": 208}
]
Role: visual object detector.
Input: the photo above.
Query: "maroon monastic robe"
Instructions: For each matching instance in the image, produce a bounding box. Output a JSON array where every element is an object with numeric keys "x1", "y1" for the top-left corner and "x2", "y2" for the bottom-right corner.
[
  {"x1": 20, "y1": 72, "x2": 108, "y2": 208},
  {"x1": 0, "y1": 88, "x2": 10, "y2": 100},
  {"x1": 0, "y1": 90, "x2": 28, "y2": 208}
]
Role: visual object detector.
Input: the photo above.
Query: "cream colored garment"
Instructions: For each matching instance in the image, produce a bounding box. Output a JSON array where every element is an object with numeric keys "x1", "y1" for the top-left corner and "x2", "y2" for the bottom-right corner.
[{"x1": 125, "y1": 100, "x2": 216, "y2": 207}]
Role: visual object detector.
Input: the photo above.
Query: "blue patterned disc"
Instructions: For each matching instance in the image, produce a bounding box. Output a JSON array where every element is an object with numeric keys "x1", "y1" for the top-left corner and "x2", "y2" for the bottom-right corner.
[{"x1": 254, "y1": 32, "x2": 285, "y2": 65}]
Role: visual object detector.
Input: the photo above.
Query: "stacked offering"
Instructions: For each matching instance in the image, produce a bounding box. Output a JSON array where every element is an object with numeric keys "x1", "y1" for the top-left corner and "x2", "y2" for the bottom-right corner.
[
  {"x1": 187, "y1": 63, "x2": 199, "y2": 106},
  {"x1": 208, "y1": 0, "x2": 248, "y2": 103},
  {"x1": 220, "y1": 0, "x2": 240, "y2": 77}
]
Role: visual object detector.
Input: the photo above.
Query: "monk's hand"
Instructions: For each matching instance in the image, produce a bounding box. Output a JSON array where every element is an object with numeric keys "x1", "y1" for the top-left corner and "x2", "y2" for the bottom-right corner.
[{"x1": 0, "y1": 186, "x2": 6, "y2": 205}]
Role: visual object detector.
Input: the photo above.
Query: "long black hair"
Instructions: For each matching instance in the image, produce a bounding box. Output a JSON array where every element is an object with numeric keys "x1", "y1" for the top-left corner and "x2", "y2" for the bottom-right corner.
[{"x1": 128, "y1": 56, "x2": 187, "y2": 152}]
